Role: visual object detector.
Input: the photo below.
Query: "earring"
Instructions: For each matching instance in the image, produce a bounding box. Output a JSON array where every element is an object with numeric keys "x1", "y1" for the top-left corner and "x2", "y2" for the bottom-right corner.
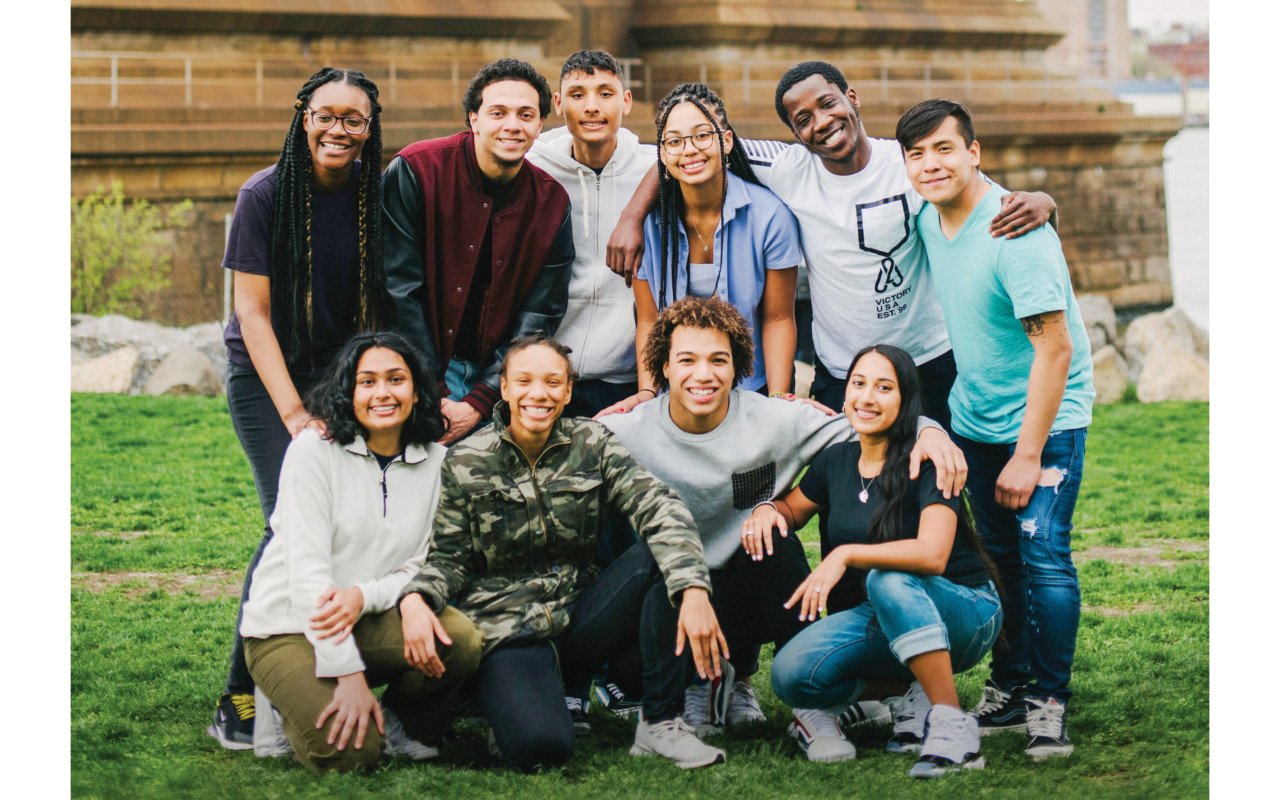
[{"x1": 411, "y1": 405, "x2": 418, "y2": 426}]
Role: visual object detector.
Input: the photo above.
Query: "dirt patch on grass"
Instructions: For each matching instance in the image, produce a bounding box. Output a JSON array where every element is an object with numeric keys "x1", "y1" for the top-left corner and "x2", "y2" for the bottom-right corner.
[
  {"x1": 72, "y1": 570, "x2": 241, "y2": 600},
  {"x1": 1086, "y1": 601, "x2": 1158, "y2": 618},
  {"x1": 84, "y1": 530, "x2": 152, "y2": 540},
  {"x1": 1076, "y1": 539, "x2": 1207, "y2": 568}
]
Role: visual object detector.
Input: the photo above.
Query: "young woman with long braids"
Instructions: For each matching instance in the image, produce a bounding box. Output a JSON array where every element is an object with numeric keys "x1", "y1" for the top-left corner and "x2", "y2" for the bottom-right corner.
[
  {"x1": 600, "y1": 84, "x2": 802, "y2": 417},
  {"x1": 746, "y1": 344, "x2": 1003, "y2": 778},
  {"x1": 238, "y1": 331, "x2": 481, "y2": 773},
  {"x1": 209, "y1": 67, "x2": 389, "y2": 750}
]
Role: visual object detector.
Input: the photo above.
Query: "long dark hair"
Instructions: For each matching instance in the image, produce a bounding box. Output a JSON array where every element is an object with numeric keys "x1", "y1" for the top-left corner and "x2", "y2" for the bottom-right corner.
[
  {"x1": 851, "y1": 345, "x2": 1000, "y2": 591},
  {"x1": 652, "y1": 83, "x2": 760, "y2": 310},
  {"x1": 305, "y1": 331, "x2": 447, "y2": 448},
  {"x1": 271, "y1": 67, "x2": 386, "y2": 371}
]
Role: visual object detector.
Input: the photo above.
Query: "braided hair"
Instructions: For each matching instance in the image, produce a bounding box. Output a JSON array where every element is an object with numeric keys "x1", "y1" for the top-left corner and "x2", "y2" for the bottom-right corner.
[
  {"x1": 271, "y1": 67, "x2": 386, "y2": 372},
  {"x1": 652, "y1": 84, "x2": 760, "y2": 312}
]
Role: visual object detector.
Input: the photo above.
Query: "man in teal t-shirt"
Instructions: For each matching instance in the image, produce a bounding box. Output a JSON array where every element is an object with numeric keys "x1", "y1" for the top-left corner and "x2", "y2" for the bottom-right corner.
[{"x1": 897, "y1": 99, "x2": 1095, "y2": 763}]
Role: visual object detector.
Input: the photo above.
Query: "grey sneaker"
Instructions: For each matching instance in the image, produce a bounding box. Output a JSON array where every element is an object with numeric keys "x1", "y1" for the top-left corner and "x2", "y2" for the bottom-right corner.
[
  {"x1": 565, "y1": 695, "x2": 592, "y2": 736},
  {"x1": 683, "y1": 657, "x2": 734, "y2": 737},
  {"x1": 910, "y1": 704, "x2": 984, "y2": 778},
  {"x1": 725, "y1": 681, "x2": 766, "y2": 726},
  {"x1": 630, "y1": 717, "x2": 726, "y2": 769},
  {"x1": 885, "y1": 681, "x2": 931, "y2": 754},
  {"x1": 1024, "y1": 697, "x2": 1074, "y2": 760},
  {"x1": 838, "y1": 699, "x2": 892, "y2": 728},
  {"x1": 382, "y1": 706, "x2": 439, "y2": 761},
  {"x1": 788, "y1": 708, "x2": 857, "y2": 763},
  {"x1": 252, "y1": 687, "x2": 293, "y2": 758}
]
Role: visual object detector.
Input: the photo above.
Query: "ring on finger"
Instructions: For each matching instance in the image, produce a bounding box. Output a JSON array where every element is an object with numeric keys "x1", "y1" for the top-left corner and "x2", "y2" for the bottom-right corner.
[{"x1": 810, "y1": 586, "x2": 822, "y2": 592}]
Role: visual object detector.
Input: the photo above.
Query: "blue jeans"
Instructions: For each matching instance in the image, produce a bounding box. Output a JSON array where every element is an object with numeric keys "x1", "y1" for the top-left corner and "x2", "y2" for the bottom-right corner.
[
  {"x1": 444, "y1": 357, "x2": 480, "y2": 401},
  {"x1": 772, "y1": 570, "x2": 1002, "y2": 710},
  {"x1": 956, "y1": 428, "x2": 1087, "y2": 703}
]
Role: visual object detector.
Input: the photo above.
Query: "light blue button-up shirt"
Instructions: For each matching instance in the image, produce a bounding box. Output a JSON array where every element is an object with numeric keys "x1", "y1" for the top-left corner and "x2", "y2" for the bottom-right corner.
[{"x1": 639, "y1": 171, "x2": 804, "y2": 391}]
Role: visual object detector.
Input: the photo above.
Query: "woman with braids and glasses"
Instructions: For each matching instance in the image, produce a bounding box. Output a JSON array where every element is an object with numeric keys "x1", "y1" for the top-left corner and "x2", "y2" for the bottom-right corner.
[
  {"x1": 208, "y1": 67, "x2": 390, "y2": 750},
  {"x1": 599, "y1": 83, "x2": 803, "y2": 418}
]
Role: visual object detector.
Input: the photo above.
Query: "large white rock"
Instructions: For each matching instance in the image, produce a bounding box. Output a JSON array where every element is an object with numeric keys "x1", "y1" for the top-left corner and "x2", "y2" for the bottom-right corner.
[
  {"x1": 1123, "y1": 307, "x2": 1209, "y2": 382},
  {"x1": 143, "y1": 346, "x2": 224, "y2": 396},
  {"x1": 70, "y1": 315, "x2": 228, "y2": 392},
  {"x1": 71, "y1": 345, "x2": 140, "y2": 394},
  {"x1": 186, "y1": 321, "x2": 228, "y2": 384},
  {"x1": 1091, "y1": 345, "x2": 1130, "y2": 405},
  {"x1": 1136, "y1": 342, "x2": 1210, "y2": 403},
  {"x1": 1076, "y1": 294, "x2": 1117, "y2": 353}
]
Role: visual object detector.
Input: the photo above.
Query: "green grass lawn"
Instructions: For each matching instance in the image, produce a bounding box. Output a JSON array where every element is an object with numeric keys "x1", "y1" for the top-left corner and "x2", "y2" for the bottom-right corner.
[{"x1": 71, "y1": 395, "x2": 1209, "y2": 799}]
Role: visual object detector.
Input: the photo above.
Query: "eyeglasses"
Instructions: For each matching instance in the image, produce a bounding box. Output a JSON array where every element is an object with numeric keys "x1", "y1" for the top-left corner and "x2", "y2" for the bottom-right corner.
[
  {"x1": 660, "y1": 129, "x2": 719, "y2": 155},
  {"x1": 305, "y1": 108, "x2": 372, "y2": 135}
]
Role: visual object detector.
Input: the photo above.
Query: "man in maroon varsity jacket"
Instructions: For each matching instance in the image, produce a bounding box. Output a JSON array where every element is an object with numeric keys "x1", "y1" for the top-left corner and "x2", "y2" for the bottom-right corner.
[{"x1": 384, "y1": 59, "x2": 575, "y2": 443}]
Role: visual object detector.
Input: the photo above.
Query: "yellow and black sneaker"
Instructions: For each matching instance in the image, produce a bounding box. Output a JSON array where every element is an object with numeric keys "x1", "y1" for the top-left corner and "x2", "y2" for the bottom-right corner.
[{"x1": 206, "y1": 692, "x2": 255, "y2": 750}]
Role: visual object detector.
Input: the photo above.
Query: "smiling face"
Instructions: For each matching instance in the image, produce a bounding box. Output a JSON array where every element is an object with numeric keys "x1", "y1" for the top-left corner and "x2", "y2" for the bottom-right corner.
[
  {"x1": 352, "y1": 347, "x2": 417, "y2": 454},
  {"x1": 902, "y1": 115, "x2": 982, "y2": 209},
  {"x1": 304, "y1": 81, "x2": 373, "y2": 185},
  {"x1": 843, "y1": 350, "x2": 902, "y2": 440},
  {"x1": 469, "y1": 79, "x2": 544, "y2": 180},
  {"x1": 659, "y1": 101, "x2": 731, "y2": 190},
  {"x1": 780, "y1": 74, "x2": 864, "y2": 172},
  {"x1": 555, "y1": 69, "x2": 631, "y2": 149},
  {"x1": 663, "y1": 325, "x2": 736, "y2": 434},
  {"x1": 500, "y1": 344, "x2": 573, "y2": 454}
]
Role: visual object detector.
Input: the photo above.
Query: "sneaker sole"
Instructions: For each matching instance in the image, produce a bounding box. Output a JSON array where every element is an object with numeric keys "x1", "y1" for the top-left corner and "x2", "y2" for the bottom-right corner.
[
  {"x1": 629, "y1": 742, "x2": 726, "y2": 769},
  {"x1": 885, "y1": 739, "x2": 922, "y2": 754},
  {"x1": 206, "y1": 724, "x2": 254, "y2": 751},
  {"x1": 1026, "y1": 743, "x2": 1074, "y2": 761},
  {"x1": 910, "y1": 755, "x2": 985, "y2": 778},
  {"x1": 978, "y1": 722, "x2": 1028, "y2": 736},
  {"x1": 799, "y1": 744, "x2": 857, "y2": 764}
]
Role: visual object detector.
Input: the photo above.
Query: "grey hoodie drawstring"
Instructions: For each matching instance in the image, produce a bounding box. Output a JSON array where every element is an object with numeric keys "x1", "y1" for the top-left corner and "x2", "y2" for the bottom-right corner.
[{"x1": 576, "y1": 166, "x2": 591, "y2": 244}]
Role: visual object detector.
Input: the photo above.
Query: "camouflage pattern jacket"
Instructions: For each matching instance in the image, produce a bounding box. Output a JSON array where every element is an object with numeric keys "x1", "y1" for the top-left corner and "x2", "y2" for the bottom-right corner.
[{"x1": 400, "y1": 403, "x2": 712, "y2": 654}]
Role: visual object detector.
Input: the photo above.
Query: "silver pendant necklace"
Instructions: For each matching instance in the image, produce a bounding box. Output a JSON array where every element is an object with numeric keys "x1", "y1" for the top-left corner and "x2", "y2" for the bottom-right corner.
[{"x1": 858, "y1": 472, "x2": 876, "y2": 504}]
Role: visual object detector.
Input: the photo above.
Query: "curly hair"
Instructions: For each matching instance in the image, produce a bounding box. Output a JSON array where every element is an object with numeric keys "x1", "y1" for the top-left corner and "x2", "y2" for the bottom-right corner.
[
  {"x1": 559, "y1": 49, "x2": 624, "y2": 82},
  {"x1": 774, "y1": 60, "x2": 849, "y2": 128},
  {"x1": 272, "y1": 67, "x2": 385, "y2": 372},
  {"x1": 305, "y1": 331, "x2": 447, "y2": 448},
  {"x1": 499, "y1": 332, "x2": 579, "y2": 385},
  {"x1": 462, "y1": 58, "x2": 552, "y2": 123},
  {"x1": 643, "y1": 296, "x2": 754, "y2": 392}
]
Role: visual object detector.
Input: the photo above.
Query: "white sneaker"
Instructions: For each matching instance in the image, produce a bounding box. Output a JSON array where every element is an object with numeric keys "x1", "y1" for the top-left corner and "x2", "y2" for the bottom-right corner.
[
  {"x1": 382, "y1": 706, "x2": 439, "y2": 761},
  {"x1": 788, "y1": 708, "x2": 857, "y2": 763},
  {"x1": 252, "y1": 687, "x2": 293, "y2": 758},
  {"x1": 839, "y1": 699, "x2": 892, "y2": 727},
  {"x1": 726, "y1": 681, "x2": 766, "y2": 725},
  {"x1": 884, "y1": 681, "x2": 931, "y2": 753},
  {"x1": 630, "y1": 717, "x2": 727, "y2": 769},
  {"x1": 910, "y1": 704, "x2": 984, "y2": 777}
]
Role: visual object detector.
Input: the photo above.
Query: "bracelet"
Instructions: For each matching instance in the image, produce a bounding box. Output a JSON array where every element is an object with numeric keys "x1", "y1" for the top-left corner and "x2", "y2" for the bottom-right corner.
[
  {"x1": 769, "y1": 391, "x2": 793, "y2": 399},
  {"x1": 753, "y1": 500, "x2": 779, "y2": 514},
  {"x1": 638, "y1": 388, "x2": 657, "y2": 398}
]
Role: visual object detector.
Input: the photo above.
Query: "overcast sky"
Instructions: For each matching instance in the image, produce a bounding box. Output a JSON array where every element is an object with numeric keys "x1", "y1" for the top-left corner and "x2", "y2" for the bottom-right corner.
[{"x1": 1127, "y1": 0, "x2": 1209, "y2": 30}]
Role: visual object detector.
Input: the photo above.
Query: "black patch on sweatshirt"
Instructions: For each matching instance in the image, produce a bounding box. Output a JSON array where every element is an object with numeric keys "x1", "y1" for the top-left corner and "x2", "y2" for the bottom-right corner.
[{"x1": 732, "y1": 462, "x2": 777, "y2": 510}]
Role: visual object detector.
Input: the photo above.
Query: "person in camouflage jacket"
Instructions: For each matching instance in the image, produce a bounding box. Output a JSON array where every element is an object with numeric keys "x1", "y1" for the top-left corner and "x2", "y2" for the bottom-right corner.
[{"x1": 398, "y1": 335, "x2": 730, "y2": 772}]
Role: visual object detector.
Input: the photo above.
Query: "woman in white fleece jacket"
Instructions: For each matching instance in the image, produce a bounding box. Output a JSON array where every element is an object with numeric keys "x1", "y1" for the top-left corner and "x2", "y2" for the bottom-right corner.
[{"x1": 239, "y1": 331, "x2": 482, "y2": 774}]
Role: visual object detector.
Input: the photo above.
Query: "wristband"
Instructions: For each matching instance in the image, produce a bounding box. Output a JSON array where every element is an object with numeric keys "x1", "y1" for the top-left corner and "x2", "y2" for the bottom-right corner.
[
  {"x1": 638, "y1": 388, "x2": 657, "y2": 398},
  {"x1": 753, "y1": 500, "x2": 779, "y2": 514}
]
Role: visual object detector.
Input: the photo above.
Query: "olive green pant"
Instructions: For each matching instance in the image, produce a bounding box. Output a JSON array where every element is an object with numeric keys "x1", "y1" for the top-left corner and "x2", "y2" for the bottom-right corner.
[{"x1": 245, "y1": 606, "x2": 482, "y2": 774}]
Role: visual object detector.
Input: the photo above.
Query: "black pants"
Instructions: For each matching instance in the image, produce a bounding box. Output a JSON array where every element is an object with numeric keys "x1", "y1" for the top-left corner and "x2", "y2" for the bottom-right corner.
[
  {"x1": 708, "y1": 529, "x2": 813, "y2": 680},
  {"x1": 811, "y1": 349, "x2": 957, "y2": 435},
  {"x1": 222, "y1": 361, "x2": 317, "y2": 695},
  {"x1": 476, "y1": 542, "x2": 684, "y2": 773}
]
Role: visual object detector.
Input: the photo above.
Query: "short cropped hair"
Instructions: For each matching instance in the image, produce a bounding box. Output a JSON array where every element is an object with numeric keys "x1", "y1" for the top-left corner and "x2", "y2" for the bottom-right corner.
[
  {"x1": 643, "y1": 297, "x2": 755, "y2": 392},
  {"x1": 895, "y1": 98, "x2": 976, "y2": 150},
  {"x1": 774, "y1": 60, "x2": 850, "y2": 128},
  {"x1": 462, "y1": 58, "x2": 552, "y2": 121},
  {"x1": 499, "y1": 332, "x2": 579, "y2": 385},
  {"x1": 559, "y1": 49, "x2": 624, "y2": 82}
]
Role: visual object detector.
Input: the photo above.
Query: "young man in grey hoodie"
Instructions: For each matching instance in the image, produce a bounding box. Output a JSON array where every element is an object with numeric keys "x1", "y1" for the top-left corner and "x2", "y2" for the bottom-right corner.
[{"x1": 527, "y1": 50, "x2": 656, "y2": 418}]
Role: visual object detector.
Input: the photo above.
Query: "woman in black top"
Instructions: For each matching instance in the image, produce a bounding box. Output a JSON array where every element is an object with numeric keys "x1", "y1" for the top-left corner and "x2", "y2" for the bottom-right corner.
[{"x1": 744, "y1": 344, "x2": 1002, "y2": 778}]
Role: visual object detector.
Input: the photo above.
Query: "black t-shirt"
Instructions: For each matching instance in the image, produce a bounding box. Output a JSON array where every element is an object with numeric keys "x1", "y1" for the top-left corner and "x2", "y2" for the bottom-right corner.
[
  {"x1": 222, "y1": 163, "x2": 364, "y2": 379},
  {"x1": 798, "y1": 441, "x2": 990, "y2": 613}
]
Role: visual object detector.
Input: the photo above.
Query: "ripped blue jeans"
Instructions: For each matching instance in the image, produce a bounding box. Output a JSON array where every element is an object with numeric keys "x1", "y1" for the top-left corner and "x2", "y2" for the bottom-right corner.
[{"x1": 956, "y1": 428, "x2": 1086, "y2": 704}]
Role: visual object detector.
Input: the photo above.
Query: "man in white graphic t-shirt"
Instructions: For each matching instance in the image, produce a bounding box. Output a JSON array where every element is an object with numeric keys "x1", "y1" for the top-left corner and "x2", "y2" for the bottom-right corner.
[{"x1": 607, "y1": 61, "x2": 1057, "y2": 432}]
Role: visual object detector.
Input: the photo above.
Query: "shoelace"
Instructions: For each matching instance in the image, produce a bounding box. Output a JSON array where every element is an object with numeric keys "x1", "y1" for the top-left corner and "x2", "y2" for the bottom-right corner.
[
  {"x1": 230, "y1": 693, "x2": 255, "y2": 721},
  {"x1": 565, "y1": 697, "x2": 586, "y2": 714},
  {"x1": 971, "y1": 685, "x2": 1011, "y2": 717},
  {"x1": 602, "y1": 683, "x2": 627, "y2": 703},
  {"x1": 684, "y1": 685, "x2": 710, "y2": 723},
  {"x1": 796, "y1": 709, "x2": 843, "y2": 740},
  {"x1": 652, "y1": 717, "x2": 697, "y2": 740},
  {"x1": 920, "y1": 711, "x2": 972, "y2": 760},
  {"x1": 1025, "y1": 699, "x2": 1065, "y2": 738},
  {"x1": 890, "y1": 683, "x2": 929, "y2": 734},
  {"x1": 728, "y1": 682, "x2": 758, "y2": 710}
]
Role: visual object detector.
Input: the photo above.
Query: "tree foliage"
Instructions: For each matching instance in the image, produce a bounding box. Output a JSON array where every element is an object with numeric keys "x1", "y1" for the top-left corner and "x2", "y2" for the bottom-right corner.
[{"x1": 70, "y1": 181, "x2": 194, "y2": 318}]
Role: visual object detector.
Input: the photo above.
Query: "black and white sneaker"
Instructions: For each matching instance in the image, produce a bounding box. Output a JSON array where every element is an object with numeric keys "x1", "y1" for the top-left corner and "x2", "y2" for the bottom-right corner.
[
  {"x1": 1024, "y1": 697, "x2": 1074, "y2": 760},
  {"x1": 593, "y1": 681, "x2": 643, "y2": 718},
  {"x1": 565, "y1": 696, "x2": 592, "y2": 736},
  {"x1": 971, "y1": 680, "x2": 1028, "y2": 736},
  {"x1": 206, "y1": 692, "x2": 255, "y2": 751},
  {"x1": 838, "y1": 699, "x2": 892, "y2": 728},
  {"x1": 909, "y1": 704, "x2": 984, "y2": 778},
  {"x1": 884, "y1": 681, "x2": 930, "y2": 753}
]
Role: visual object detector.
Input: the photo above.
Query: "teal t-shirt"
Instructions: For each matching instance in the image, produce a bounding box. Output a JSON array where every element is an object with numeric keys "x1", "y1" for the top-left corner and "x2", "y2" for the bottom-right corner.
[{"x1": 917, "y1": 183, "x2": 1094, "y2": 443}]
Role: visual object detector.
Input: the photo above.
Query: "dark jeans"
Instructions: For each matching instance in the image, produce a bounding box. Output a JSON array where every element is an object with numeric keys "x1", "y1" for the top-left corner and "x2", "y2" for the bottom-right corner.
[
  {"x1": 477, "y1": 542, "x2": 683, "y2": 773},
  {"x1": 562, "y1": 378, "x2": 638, "y2": 419},
  {"x1": 222, "y1": 361, "x2": 317, "y2": 695},
  {"x1": 956, "y1": 428, "x2": 1087, "y2": 704},
  {"x1": 811, "y1": 349, "x2": 956, "y2": 434},
  {"x1": 708, "y1": 528, "x2": 813, "y2": 680}
]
